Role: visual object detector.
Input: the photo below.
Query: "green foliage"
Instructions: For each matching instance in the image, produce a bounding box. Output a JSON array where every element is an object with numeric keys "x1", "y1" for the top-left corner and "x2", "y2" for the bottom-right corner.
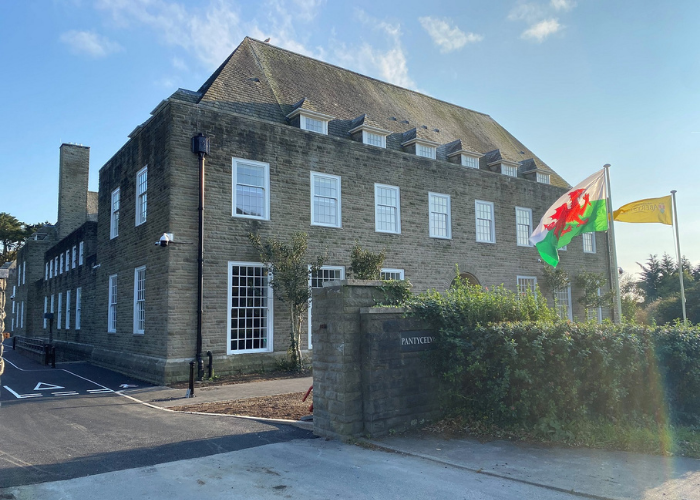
[
  {"x1": 0, "y1": 212, "x2": 43, "y2": 265},
  {"x1": 249, "y1": 231, "x2": 324, "y2": 371},
  {"x1": 349, "y1": 243, "x2": 385, "y2": 280},
  {"x1": 407, "y1": 277, "x2": 556, "y2": 331},
  {"x1": 573, "y1": 271, "x2": 614, "y2": 318},
  {"x1": 377, "y1": 279, "x2": 413, "y2": 306}
]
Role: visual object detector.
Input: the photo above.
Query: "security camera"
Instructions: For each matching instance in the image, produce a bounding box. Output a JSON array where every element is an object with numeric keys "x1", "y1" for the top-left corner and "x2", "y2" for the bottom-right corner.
[
  {"x1": 156, "y1": 233, "x2": 173, "y2": 247},
  {"x1": 618, "y1": 267, "x2": 624, "y2": 275}
]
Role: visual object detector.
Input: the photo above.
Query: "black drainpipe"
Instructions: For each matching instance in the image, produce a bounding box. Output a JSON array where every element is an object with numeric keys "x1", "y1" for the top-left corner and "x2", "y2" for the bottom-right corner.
[{"x1": 191, "y1": 133, "x2": 210, "y2": 380}]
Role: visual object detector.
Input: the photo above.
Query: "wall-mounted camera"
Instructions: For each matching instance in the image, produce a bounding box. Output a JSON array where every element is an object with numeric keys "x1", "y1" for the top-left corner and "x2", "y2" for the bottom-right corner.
[{"x1": 156, "y1": 233, "x2": 174, "y2": 247}]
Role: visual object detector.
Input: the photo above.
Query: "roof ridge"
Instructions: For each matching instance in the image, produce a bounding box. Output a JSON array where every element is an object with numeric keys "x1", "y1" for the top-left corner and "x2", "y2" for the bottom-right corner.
[
  {"x1": 246, "y1": 37, "x2": 287, "y2": 119},
  {"x1": 245, "y1": 37, "x2": 492, "y2": 119}
]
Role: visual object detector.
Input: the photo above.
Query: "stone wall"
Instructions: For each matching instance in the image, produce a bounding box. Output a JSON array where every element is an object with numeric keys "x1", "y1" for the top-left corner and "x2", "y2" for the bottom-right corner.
[
  {"x1": 58, "y1": 144, "x2": 90, "y2": 240},
  {"x1": 313, "y1": 281, "x2": 440, "y2": 439}
]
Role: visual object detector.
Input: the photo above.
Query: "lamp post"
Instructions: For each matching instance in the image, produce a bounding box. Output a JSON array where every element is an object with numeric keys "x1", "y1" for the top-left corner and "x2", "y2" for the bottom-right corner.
[{"x1": 191, "y1": 133, "x2": 210, "y2": 381}]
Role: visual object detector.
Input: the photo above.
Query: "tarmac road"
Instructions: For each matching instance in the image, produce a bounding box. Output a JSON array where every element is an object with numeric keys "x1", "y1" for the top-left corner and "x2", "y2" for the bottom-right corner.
[{"x1": 0, "y1": 342, "x2": 313, "y2": 489}]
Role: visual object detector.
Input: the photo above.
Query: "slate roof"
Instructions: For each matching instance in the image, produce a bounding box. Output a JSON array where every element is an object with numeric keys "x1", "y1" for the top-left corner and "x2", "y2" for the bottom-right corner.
[{"x1": 182, "y1": 37, "x2": 567, "y2": 187}]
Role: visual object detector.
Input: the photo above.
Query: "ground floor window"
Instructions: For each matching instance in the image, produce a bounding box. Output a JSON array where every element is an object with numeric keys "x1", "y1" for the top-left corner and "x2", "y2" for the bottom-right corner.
[
  {"x1": 517, "y1": 276, "x2": 537, "y2": 299},
  {"x1": 554, "y1": 286, "x2": 572, "y2": 320},
  {"x1": 228, "y1": 262, "x2": 273, "y2": 354},
  {"x1": 308, "y1": 266, "x2": 345, "y2": 349}
]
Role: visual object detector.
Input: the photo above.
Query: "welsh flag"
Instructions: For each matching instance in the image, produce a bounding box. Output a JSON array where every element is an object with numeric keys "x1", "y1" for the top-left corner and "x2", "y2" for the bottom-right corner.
[{"x1": 529, "y1": 169, "x2": 609, "y2": 266}]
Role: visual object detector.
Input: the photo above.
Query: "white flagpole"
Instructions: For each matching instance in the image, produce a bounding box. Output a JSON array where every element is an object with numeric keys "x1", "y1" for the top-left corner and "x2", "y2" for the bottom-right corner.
[
  {"x1": 604, "y1": 164, "x2": 623, "y2": 323},
  {"x1": 670, "y1": 190, "x2": 687, "y2": 324}
]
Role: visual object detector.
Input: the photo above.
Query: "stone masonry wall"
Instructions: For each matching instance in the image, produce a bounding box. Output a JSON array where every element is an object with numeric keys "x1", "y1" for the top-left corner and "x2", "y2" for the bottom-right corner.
[
  {"x1": 58, "y1": 144, "x2": 90, "y2": 240},
  {"x1": 312, "y1": 281, "x2": 440, "y2": 439}
]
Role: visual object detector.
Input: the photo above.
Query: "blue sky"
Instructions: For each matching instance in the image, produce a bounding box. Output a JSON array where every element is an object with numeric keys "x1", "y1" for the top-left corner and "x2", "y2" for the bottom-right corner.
[{"x1": 1, "y1": 0, "x2": 698, "y2": 276}]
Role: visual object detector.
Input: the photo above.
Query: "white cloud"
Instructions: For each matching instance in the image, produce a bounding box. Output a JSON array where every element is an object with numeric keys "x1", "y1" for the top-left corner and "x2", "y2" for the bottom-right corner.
[
  {"x1": 331, "y1": 10, "x2": 418, "y2": 90},
  {"x1": 551, "y1": 0, "x2": 576, "y2": 11},
  {"x1": 521, "y1": 18, "x2": 562, "y2": 42},
  {"x1": 171, "y1": 57, "x2": 188, "y2": 71},
  {"x1": 418, "y1": 17, "x2": 482, "y2": 53},
  {"x1": 508, "y1": 3, "x2": 546, "y2": 23},
  {"x1": 59, "y1": 30, "x2": 122, "y2": 58}
]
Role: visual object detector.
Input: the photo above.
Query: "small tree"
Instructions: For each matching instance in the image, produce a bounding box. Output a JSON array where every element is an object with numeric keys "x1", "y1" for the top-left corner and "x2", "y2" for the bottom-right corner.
[
  {"x1": 349, "y1": 243, "x2": 385, "y2": 279},
  {"x1": 249, "y1": 232, "x2": 324, "y2": 371},
  {"x1": 574, "y1": 271, "x2": 614, "y2": 320}
]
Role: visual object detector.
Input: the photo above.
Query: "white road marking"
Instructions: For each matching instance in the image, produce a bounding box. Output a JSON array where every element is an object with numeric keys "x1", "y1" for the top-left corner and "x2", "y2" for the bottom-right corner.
[
  {"x1": 87, "y1": 388, "x2": 114, "y2": 394},
  {"x1": 3, "y1": 386, "x2": 43, "y2": 399},
  {"x1": 35, "y1": 382, "x2": 65, "y2": 391},
  {"x1": 52, "y1": 391, "x2": 79, "y2": 396}
]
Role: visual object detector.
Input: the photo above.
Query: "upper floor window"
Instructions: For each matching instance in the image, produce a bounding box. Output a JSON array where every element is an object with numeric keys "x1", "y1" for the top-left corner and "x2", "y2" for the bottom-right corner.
[
  {"x1": 136, "y1": 166, "x2": 148, "y2": 226},
  {"x1": 461, "y1": 155, "x2": 479, "y2": 169},
  {"x1": 22, "y1": 262, "x2": 26, "y2": 284},
  {"x1": 72, "y1": 246, "x2": 77, "y2": 268},
  {"x1": 375, "y1": 184, "x2": 401, "y2": 234},
  {"x1": 65, "y1": 250, "x2": 70, "y2": 271},
  {"x1": 475, "y1": 200, "x2": 495, "y2": 243},
  {"x1": 311, "y1": 172, "x2": 341, "y2": 228},
  {"x1": 536, "y1": 172, "x2": 550, "y2": 184},
  {"x1": 583, "y1": 232, "x2": 596, "y2": 253},
  {"x1": 300, "y1": 115, "x2": 328, "y2": 134},
  {"x1": 45, "y1": 263, "x2": 49, "y2": 281},
  {"x1": 417, "y1": 144, "x2": 437, "y2": 159},
  {"x1": 111, "y1": 188, "x2": 120, "y2": 239},
  {"x1": 54, "y1": 257, "x2": 58, "y2": 277},
  {"x1": 502, "y1": 164, "x2": 518, "y2": 177},
  {"x1": 380, "y1": 268, "x2": 405, "y2": 281},
  {"x1": 429, "y1": 192, "x2": 451, "y2": 239},
  {"x1": 515, "y1": 207, "x2": 533, "y2": 247},
  {"x1": 363, "y1": 131, "x2": 386, "y2": 148},
  {"x1": 79, "y1": 241, "x2": 84, "y2": 265},
  {"x1": 60, "y1": 253, "x2": 64, "y2": 274},
  {"x1": 233, "y1": 159, "x2": 270, "y2": 220}
]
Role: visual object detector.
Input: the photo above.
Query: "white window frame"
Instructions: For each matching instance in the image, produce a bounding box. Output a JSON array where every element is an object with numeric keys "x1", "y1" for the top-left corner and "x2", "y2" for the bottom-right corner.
[
  {"x1": 417, "y1": 143, "x2": 437, "y2": 159},
  {"x1": 72, "y1": 245, "x2": 77, "y2": 268},
  {"x1": 517, "y1": 276, "x2": 537, "y2": 299},
  {"x1": 310, "y1": 171, "x2": 342, "y2": 228},
  {"x1": 300, "y1": 114, "x2": 328, "y2": 135},
  {"x1": 108, "y1": 274, "x2": 117, "y2": 333},
  {"x1": 308, "y1": 265, "x2": 345, "y2": 349},
  {"x1": 60, "y1": 253, "x2": 64, "y2": 274},
  {"x1": 79, "y1": 241, "x2": 84, "y2": 265},
  {"x1": 536, "y1": 172, "x2": 550, "y2": 184},
  {"x1": 75, "y1": 287, "x2": 82, "y2": 330},
  {"x1": 515, "y1": 207, "x2": 533, "y2": 247},
  {"x1": 22, "y1": 262, "x2": 26, "y2": 284},
  {"x1": 66, "y1": 250, "x2": 70, "y2": 270},
  {"x1": 136, "y1": 166, "x2": 148, "y2": 226},
  {"x1": 45, "y1": 263, "x2": 49, "y2": 281},
  {"x1": 583, "y1": 232, "x2": 596, "y2": 253},
  {"x1": 554, "y1": 286, "x2": 573, "y2": 321},
  {"x1": 66, "y1": 290, "x2": 71, "y2": 330},
  {"x1": 227, "y1": 262, "x2": 273, "y2": 354},
  {"x1": 57, "y1": 293, "x2": 62, "y2": 330},
  {"x1": 21, "y1": 301, "x2": 24, "y2": 328},
  {"x1": 232, "y1": 158, "x2": 270, "y2": 220},
  {"x1": 49, "y1": 259, "x2": 54, "y2": 279},
  {"x1": 54, "y1": 257, "x2": 58, "y2": 277},
  {"x1": 110, "y1": 188, "x2": 120, "y2": 239},
  {"x1": 429, "y1": 192, "x2": 452, "y2": 239},
  {"x1": 44, "y1": 296, "x2": 48, "y2": 329},
  {"x1": 50, "y1": 294, "x2": 54, "y2": 317},
  {"x1": 362, "y1": 130, "x2": 386, "y2": 148},
  {"x1": 374, "y1": 184, "x2": 401, "y2": 234},
  {"x1": 380, "y1": 268, "x2": 405, "y2": 280},
  {"x1": 586, "y1": 288, "x2": 604, "y2": 323},
  {"x1": 475, "y1": 200, "x2": 496, "y2": 243},
  {"x1": 502, "y1": 164, "x2": 518, "y2": 177},
  {"x1": 133, "y1": 266, "x2": 146, "y2": 334},
  {"x1": 461, "y1": 154, "x2": 479, "y2": 169}
]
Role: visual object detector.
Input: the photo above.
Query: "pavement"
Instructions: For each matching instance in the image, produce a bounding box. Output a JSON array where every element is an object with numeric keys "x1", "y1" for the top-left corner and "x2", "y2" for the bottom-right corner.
[{"x1": 2, "y1": 359, "x2": 700, "y2": 499}]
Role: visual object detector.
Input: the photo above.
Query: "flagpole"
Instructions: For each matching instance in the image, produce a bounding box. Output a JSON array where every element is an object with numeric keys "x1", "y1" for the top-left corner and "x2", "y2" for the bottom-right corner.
[
  {"x1": 604, "y1": 164, "x2": 623, "y2": 323},
  {"x1": 670, "y1": 190, "x2": 687, "y2": 324}
]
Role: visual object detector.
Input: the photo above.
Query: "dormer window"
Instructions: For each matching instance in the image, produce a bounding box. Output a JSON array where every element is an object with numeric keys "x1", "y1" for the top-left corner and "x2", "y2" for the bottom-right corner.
[
  {"x1": 502, "y1": 164, "x2": 518, "y2": 177},
  {"x1": 461, "y1": 154, "x2": 479, "y2": 169},
  {"x1": 417, "y1": 144, "x2": 437, "y2": 159},
  {"x1": 363, "y1": 131, "x2": 386, "y2": 148},
  {"x1": 536, "y1": 172, "x2": 550, "y2": 184},
  {"x1": 287, "y1": 106, "x2": 334, "y2": 136},
  {"x1": 301, "y1": 115, "x2": 327, "y2": 134}
]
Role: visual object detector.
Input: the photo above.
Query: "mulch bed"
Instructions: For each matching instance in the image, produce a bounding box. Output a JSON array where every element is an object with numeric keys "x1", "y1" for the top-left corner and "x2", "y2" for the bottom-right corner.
[{"x1": 173, "y1": 391, "x2": 313, "y2": 421}]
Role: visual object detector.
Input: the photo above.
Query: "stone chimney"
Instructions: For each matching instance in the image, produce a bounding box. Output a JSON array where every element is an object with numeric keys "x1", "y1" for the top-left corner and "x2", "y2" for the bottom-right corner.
[{"x1": 57, "y1": 144, "x2": 90, "y2": 240}]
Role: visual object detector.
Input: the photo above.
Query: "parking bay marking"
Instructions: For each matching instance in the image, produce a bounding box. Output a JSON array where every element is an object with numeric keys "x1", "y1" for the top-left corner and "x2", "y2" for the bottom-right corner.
[
  {"x1": 35, "y1": 382, "x2": 65, "y2": 391},
  {"x1": 3, "y1": 386, "x2": 42, "y2": 399}
]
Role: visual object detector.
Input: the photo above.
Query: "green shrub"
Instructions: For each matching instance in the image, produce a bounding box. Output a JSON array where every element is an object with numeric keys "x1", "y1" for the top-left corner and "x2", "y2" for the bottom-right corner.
[
  {"x1": 408, "y1": 282, "x2": 700, "y2": 428},
  {"x1": 349, "y1": 243, "x2": 385, "y2": 280}
]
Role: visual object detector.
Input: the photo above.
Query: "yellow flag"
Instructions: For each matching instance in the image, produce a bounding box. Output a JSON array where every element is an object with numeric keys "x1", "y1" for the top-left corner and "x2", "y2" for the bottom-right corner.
[{"x1": 613, "y1": 195, "x2": 672, "y2": 225}]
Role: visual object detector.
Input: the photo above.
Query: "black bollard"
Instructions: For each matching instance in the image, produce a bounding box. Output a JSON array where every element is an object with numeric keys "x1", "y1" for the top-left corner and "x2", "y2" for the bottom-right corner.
[
  {"x1": 51, "y1": 346, "x2": 56, "y2": 368},
  {"x1": 187, "y1": 361, "x2": 195, "y2": 398}
]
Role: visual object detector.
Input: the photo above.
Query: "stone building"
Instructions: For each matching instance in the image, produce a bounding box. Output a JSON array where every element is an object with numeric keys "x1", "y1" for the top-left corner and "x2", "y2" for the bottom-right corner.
[{"x1": 8, "y1": 37, "x2": 612, "y2": 383}]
